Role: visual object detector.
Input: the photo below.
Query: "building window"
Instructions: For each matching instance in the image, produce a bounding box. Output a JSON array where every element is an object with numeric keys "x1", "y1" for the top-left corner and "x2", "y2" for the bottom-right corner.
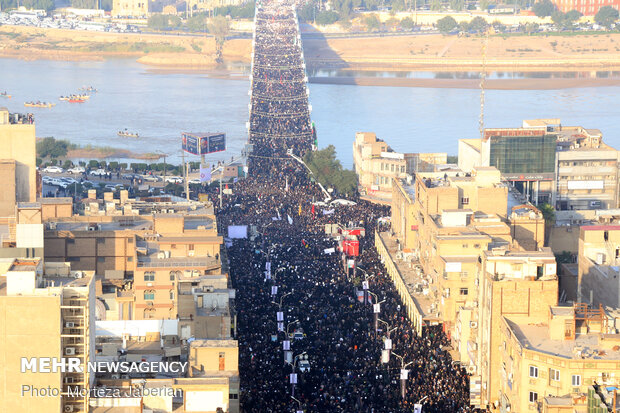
[
  {"x1": 170, "y1": 272, "x2": 176, "y2": 281},
  {"x1": 572, "y1": 375, "x2": 581, "y2": 386},
  {"x1": 460, "y1": 288, "x2": 468, "y2": 296},
  {"x1": 229, "y1": 393, "x2": 239, "y2": 400},
  {"x1": 128, "y1": 237, "x2": 134, "y2": 244},
  {"x1": 144, "y1": 272, "x2": 155, "y2": 282},
  {"x1": 144, "y1": 291, "x2": 155, "y2": 300},
  {"x1": 171, "y1": 244, "x2": 177, "y2": 249},
  {"x1": 462, "y1": 244, "x2": 468, "y2": 248},
  {"x1": 219, "y1": 352, "x2": 225, "y2": 371},
  {"x1": 529, "y1": 391, "x2": 538, "y2": 403},
  {"x1": 67, "y1": 238, "x2": 75, "y2": 244},
  {"x1": 127, "y1": 257, "x2": 133, "y2": 262},
  {"x1": 97, "y1": 257, "x2": 105, "y2": 263},
  {"x1": 97, "y1": 238, "x2": 105, "y2": 244},
  {"x1": 529, "y1": 365, "x2": 538, "y2": 378},
  {"x1": 549, "y1": 368, "x2": 560, "y2": 382},
  {"x1": 189, "y1": 244, "x2": 195, "y2": 251},
  {"x1": 461, "y1": 197, "x2": 469, "y2": 205},
  {"x1": 68, "y1": 257, "x2": 80, "y2": 262},
  {"x1": 169, "y1": 290, "x2": 174, "y2": 300}
]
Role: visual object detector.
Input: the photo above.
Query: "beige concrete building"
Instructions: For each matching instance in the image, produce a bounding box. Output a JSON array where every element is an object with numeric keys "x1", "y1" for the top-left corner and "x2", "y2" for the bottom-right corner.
[
  {"x1": 0, "y1": 259, "x2": 95, "y2": 413},
  {"x1": 0, "y1": 109, "x2": 36, "y2": 217},
  {"x1": 498, "y1": 303, "x2": 620, "y2": 413},
  {"x1": 353, "y1": 132, "x2": 446, "y2": 202},
  {"x1": 458, "y1": 119, "x2": 620, "y2": 210},
  {"x1": 112, "y1": 0, "x2": 149, "y2": 17},
  {"x1": 188, "y1": 0, "x2": 245, "y2": 13},
  {"x1": 578, "y1": 224, "x2": 620, "y2": 308},
  {"x1": 473, "y1": 248, "x2": 559, "y2": 410}
]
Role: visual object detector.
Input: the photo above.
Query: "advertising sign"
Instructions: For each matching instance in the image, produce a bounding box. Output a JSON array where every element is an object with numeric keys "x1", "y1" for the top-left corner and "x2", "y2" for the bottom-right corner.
[
  {"x1": 201, "y1": 133, "x2": 226, "y2": 154},
  {"x1": 182, "y1": 133, "x2": 199, "y2": 155}
]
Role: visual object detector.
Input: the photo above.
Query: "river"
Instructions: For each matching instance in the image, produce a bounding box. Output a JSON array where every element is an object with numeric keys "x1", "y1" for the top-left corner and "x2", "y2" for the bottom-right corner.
[{"x1": 1, "y1": 57, "x2": 619, "y2": 168}]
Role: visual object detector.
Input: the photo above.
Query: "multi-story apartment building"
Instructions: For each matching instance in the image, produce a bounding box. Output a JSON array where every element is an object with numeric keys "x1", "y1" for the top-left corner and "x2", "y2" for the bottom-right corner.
[
  {"x1": 353, "y1": 132, "x2": 447, "y2": 202},
  {"x1": 499, "y1": 303, "x2": 620, "y2": 412},
  {"x1": 553, "y1": 0, "x2": 620, "y2": 15},
  {"x1": 473, "y1": 247, "x2": 559, "y2": 410},
  {"x1": 0, "y1": 258, "x2": 95, "y2": 413},
  {"x1": 578, "y1": 223, "x2": 620, "y2": 307},
  {"x1": 0, "y1": 108, "x2": 36, "y2": 217},
  {"x1": 458, "y1": 119, "x2": 620, "y2": 210}
]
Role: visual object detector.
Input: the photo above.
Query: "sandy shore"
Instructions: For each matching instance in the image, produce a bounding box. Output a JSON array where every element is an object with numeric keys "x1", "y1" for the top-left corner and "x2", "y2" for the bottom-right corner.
[
  {"x1": 67, "y1": 148, "x2": 162, "y2": 160},
  {"x1": 3, "y1": 25, "x2": 620, "y2": 88},
  {"x1": 309, "y1": 76, "x2": 620, "y2": 89}
]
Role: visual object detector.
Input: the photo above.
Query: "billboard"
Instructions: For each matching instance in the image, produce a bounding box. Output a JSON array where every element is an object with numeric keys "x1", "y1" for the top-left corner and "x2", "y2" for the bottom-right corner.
[
  {"x1": 202, "y1": 133, "x2": 226, "y2": 154},
  {"x1": 182, "y1": 132, "x2": 226, "y2": 155},
  {"x1": 182, "y1": 133, "x2": 200, "y2": 155}
]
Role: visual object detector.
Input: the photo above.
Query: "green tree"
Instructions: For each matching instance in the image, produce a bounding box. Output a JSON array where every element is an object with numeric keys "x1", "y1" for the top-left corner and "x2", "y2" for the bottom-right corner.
[
  {"x1": 449, "y1": 0, "x2": 464, "y2": 11},
  {"x1": 207, "y1": 16, "x2": 230, "y2": 62},
  {"x1": 70, "y1": 0, "x2": 96, "y2": 8},
  {"x1": 315, "y1": 10, "x2": 339, "y2": 25},
  {"x1": 148, "y1": 14, "x2": 181, "y2": 30},
  {"x1": 479, "y1": 0, "x2": 490, "y2": 10},
  {"x1": 565, "y1": 9, "x2": 582, "y2": 23},
  {"x1": 595, "y1": 5, "x2": 619, "y2": 28},
  {"x1": 532, "y1": 0, "x2": 555, "y2": 17},
  {"x1": 430, "y1": 0, "x2": 441, "y2": 10},
  {"x1": 555, "y1": 251, "x2": 574, "y2": 264},
  {"x1": 304, "y1": 146, "x2": 358, "y2": 195},
  {"x1": 37, "y1": 137, "x2": 71, "y2": 158},
  {"x1": 468, "y1": 16, "x2": 488, "y2": 32},
  {"x1": 214, "y1": 1, "x2": 255, "y2": 18},
  {"x1": 437, "y1": 15, "x2": 457, "y2": 33},
  {"x1": 186, "y1": 14, "x2": 207, "y2": 32},
  {"x1": 551, "y1": 10, "x2": 566, "y2": 27},
  {"x1": 400, "y1": 16, "x2": 415, "y2": 30},
  {"x1": 363, "y1": 13, "x2": 381, "y2": 31}
]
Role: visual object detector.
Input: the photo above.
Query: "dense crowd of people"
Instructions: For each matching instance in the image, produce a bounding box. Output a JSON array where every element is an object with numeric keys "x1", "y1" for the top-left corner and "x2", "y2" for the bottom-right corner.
[
  {"x1": 249, "y1": 0, "x2": 313, "y2": 165},
  {"x1": 208, "y1": 1, "x2": 479, "y2": 411}
]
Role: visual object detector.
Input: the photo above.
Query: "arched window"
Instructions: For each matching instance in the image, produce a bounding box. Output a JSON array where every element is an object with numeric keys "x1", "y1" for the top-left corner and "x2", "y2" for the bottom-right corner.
[{"x1": 144, "y1": 290, "x2": 155, "y2": 300}]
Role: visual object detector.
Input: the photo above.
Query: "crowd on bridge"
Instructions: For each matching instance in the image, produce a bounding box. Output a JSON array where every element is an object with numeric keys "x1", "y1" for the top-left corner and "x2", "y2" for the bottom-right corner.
[
  {"x1": 206, "y1": 1, "x2": 481, "y2": 411},
  {"x1": 249, "y1": 0, "x2": 313, "y2": 165}
]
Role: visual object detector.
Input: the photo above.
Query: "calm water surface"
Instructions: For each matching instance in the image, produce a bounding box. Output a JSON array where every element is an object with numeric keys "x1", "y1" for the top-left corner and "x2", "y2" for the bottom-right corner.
[{"x1": 1, "y1": 58, "x2": 619, "y2": 168}]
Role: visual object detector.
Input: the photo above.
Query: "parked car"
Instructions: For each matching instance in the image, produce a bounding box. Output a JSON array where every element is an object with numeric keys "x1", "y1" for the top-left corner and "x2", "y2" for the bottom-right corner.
[
  {"x1": 142, "y1": 174, "x2": 161, "y2": 182},
  {"x1": 67, "y1": 166, "x2": 85, "y2": 174},
  {"x1": 90, "y1": 168, "x2": 108, "y2": 176},
  {"x1": 188, "y1": 178, "x2": 202, "y2": 185},
  {"x1": 164, "y1": 176, "x2": 184, "y2": 184},
  {"x1": 42, "y1": 166, "x2": 64, "y2": 173}
]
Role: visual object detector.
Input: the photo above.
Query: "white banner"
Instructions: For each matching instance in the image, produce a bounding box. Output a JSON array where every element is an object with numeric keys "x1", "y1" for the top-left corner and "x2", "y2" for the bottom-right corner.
[
  {"x1": 199, "y1": 166, "x2": 211, "y2": 183},
  {"x1": 322, "y1": 209, "x2": 335, "y2": 215},
  {"x1": 228, "y1": 225, "x2": 248, "y2": 239},
  {"x1": 323, "y1": 247, "x2": 336, "y2": 255}
]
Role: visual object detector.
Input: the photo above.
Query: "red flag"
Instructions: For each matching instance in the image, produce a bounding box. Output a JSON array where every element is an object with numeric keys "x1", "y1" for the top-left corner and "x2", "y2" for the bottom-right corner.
[{"x1": 311, "y1": 205, "x2": 315, "y2": 215}]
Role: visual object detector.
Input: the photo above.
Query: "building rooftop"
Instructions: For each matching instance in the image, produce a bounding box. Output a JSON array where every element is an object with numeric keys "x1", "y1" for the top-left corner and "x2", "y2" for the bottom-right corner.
[
  {"x1": 51, "y1": 218, "x2": 153, "y2": 232},
  {"x1": 189, "y1": 339, "x2": 238, "y2": 348},
  {"x1": 505, "y1": 317, "x2": 620, "y2": 360}
]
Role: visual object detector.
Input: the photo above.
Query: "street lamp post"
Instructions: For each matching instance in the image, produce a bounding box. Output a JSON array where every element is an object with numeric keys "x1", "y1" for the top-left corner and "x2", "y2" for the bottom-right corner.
[
  {"x1": 291, "y1": 396, "x2": 303, "y2": 413},
  {"x1": 291, "y1": 351, "x2": 308, "y2": 398},
  {"x1": 391, "y1": 352, "x2": 414, "y2": 401},
  {"x1": 271, "y1": 291, "x2": 293, "y2": 311},
  {"x1": 368, "y1": 291, "x2": 385, "y2": 338}
]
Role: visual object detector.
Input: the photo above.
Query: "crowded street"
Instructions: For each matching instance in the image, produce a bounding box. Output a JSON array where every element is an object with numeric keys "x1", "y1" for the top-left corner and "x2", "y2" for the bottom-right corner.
[{"x1": 206, "y1": 0, "x2": 477, "y2": 411}]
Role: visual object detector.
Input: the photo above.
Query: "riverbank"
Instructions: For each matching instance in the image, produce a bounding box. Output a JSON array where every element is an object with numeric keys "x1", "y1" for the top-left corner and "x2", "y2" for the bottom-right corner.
[
  {"x1": 2, "y1": 25, "x2": 620, "y2": 73},
  {"x1": 66, "y1": 147, "x2": 162, "y2": 160},
  {"x1": 309, "y1": 76, "x2": 620, "y2": 89}
]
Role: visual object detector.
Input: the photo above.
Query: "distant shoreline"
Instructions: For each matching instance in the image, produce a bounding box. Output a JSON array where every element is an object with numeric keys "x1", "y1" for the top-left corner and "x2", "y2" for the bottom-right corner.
[{"x1": 308, "y1": 76, "x2": 620, "y2": 89}]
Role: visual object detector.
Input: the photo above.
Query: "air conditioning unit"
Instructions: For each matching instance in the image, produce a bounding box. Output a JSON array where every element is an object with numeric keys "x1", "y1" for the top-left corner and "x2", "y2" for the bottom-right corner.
[
  {"x1": 146, "y1": 282, "x2": 153, "y2": 287},
  {"x1": 88, "y1": 226, "x2": 96, "y2": 231},
  {"x1": 64, "y1": 406, "x2": 74, "y2": 412},
  {"x1": 188, "y1": 250, "x2": 195, "y2": 257},
  {"x1": 65, "y1": 322, "x2": 75, "y2": 328},
  {"x1": 65, "y1": 348, "x2": 76, "y2": 356},
  {"x1": 48, "y1": 222, "x2": 57, "y2": 230},
  {"x1": 111, "y1": 374, "x2": 120, "y2": 379},
  {"x1": 444, "y1": 288, "x2": 450, "y2": 298},
  {"x1": 470, "y1": 321, "x2": 478, "y2": 329}
]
